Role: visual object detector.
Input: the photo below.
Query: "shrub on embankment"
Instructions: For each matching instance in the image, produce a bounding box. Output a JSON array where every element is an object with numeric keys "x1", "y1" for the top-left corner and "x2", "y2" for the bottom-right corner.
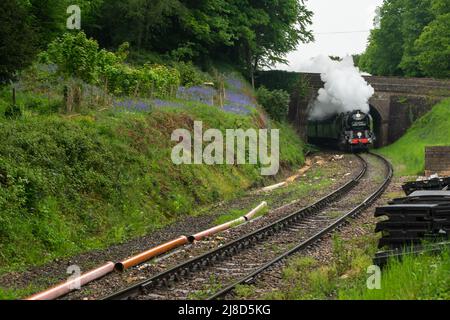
[
  {"x1": 0, "y1": 104, "x2": 304, "y2": 273},
  {"x1": 377, "y1": 98, "x2": 450, "y2": 176}
]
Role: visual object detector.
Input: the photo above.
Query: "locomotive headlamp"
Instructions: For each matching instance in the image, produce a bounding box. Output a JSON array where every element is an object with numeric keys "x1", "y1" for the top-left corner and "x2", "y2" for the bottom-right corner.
[{"x1": 357, "y1": 132, "x2": 363, "y2": 138}]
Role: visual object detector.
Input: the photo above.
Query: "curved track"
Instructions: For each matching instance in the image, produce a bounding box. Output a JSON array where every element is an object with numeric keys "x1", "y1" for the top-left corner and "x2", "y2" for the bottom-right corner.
[
  {"x1": 209, "y1": 152, "x2": 392, "y2": 300},
  {"x1": 103, "y1": 153, "x2": 392, "y2": 300}
]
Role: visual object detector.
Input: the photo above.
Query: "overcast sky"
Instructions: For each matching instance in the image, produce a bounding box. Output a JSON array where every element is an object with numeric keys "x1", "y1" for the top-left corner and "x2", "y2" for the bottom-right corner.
[{"x1": 276, "y1": 0, "x2": 384, "y2": 71}]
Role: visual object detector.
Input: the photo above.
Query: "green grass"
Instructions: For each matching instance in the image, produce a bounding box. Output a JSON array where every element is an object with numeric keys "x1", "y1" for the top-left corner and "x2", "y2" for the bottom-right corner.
[
  {"x1": 0, "y1": 285, "x2": 43, "y2": 300},
  {"x1": 377, "y1": 98, "x2": 450, "y2": 176},
  {"x1": 263, "y1": 224, "x2": 450, "y2": 300},
  {"x1": 340, "y1": 249, "x2": 450, "y2": 300},
  {"x1": 264, "y1": 233, "x2": 379, "y2": 300},
  {"x1": 214, "y1": 208, "x2": 247, "y2": 226},
  {"x1": 188, "y1": 275, "x2": 223, "y2": 300}
]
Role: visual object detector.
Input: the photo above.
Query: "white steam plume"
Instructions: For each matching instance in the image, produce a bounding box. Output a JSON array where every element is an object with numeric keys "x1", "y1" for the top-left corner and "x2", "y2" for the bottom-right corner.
[{"x1": 302, "y1": 55, "x2": 374, "y2": 120}]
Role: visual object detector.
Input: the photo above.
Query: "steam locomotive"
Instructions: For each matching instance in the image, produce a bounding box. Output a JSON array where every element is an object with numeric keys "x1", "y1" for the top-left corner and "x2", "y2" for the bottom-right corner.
[{"x1": 307, "y1": 110, "x2": 375, "y2": 152}]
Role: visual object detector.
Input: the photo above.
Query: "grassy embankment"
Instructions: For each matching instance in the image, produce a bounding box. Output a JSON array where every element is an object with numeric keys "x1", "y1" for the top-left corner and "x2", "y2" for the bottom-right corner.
[
  {"x1": 0, "y1": 70, "x2": 305, "y2": 278},
  {"x1": 377, "y1": 98, "x2": 450, "y2": 176}
]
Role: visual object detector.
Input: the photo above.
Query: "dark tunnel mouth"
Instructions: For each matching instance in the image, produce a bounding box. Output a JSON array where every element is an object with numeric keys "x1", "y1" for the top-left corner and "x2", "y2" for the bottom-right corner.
[{"x1": 369, "y1": 105, "x2": 383, "y2": 148}]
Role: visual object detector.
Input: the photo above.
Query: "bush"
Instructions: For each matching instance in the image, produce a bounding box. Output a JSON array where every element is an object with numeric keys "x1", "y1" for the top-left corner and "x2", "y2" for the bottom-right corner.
[
  {"x1": 256, "y1": 86, "x2": 290, "y2": 121},
  {"x1": 23, "y1": 95, "x2": 61, "y2": 115},
  {"x1": 4, "y1": 103, "x2": 21, "y2": 119},
  {"x1": 39, "y1": 32, "x2": 102, "y2": 83},
  {"x1": 173, "y1": 61, "x2": 207, "y2": 87},
  {"x1": 40, "y1": 32, "x2": 181, "y2": 98},
  {"x1": 104, "y1": 63, "x2": 180, "y2": 98}
]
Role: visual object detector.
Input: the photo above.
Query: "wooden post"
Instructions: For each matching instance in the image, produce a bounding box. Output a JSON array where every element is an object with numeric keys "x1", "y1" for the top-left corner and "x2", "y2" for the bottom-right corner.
[
  {"x1": 73, "y1": 84, "x2": 82, "y2": 113},
  {"x1": 64, "y1": 85, "x2": 73, "y2": 113}
]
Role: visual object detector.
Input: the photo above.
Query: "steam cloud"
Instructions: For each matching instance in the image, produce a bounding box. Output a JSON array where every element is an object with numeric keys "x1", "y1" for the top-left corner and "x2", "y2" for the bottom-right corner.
[{"x1": 301, "y1": 55, "x2": 375, "y2": 120}]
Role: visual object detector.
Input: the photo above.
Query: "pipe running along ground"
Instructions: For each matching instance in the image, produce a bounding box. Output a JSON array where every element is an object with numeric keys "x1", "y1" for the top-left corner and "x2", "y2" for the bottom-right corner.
[
  {"x1": 26, "y1": 201, "x2": 268, "y2": 300},
  {"x1": 188, "y1": 202, "x2": 268, "y2": 242},
  {"x1": 26, "y1": 262, "x2": 115, "y2": 300}
]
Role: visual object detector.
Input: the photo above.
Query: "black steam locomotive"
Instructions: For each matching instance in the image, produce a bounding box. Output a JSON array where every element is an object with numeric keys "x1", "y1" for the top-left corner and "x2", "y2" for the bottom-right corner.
[{"x1": 307, "y1": 110, "x2": 375, "y2": 152}]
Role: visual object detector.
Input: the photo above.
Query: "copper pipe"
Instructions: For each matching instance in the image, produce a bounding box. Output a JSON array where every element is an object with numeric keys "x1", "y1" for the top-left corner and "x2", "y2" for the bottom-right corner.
[
  {"x1": 115, "y1": 236, "x2": 189, "y2": 272},
  {"x1": 189, "y1": 202, "x2": 268, "y2": 242},
  {"x1": 26, "y1": 202, "x2": 268, "y2": 299},
  {"x1": 26, "y1": 262, "x2": 115, "y2": 300},
  {"x1": 262, "y1": 182, "x2": 286, "y2": 192},
  {"x1": 188, "y1": 217, "x2": 246, "y2": 242},
  {"x1": 244, "y1": 201, "x2": 267, "y2": 221}
]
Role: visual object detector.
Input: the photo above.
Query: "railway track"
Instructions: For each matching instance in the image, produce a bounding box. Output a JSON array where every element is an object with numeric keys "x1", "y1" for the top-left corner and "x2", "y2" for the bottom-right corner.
[{"x1": 103, "y1": 152, "x2": 392, "y2": 300}]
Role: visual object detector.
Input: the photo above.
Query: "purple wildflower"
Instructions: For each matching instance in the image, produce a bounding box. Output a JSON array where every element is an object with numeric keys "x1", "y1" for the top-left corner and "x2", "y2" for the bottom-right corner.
[
  {"x1": 222, "y1": 104, "x2": 251, "y2": 115},
  {"x1": 113, "y1": 98, "x2": 152, "y2": 112},
  {"x1": 177, "y1": 86, "x2": 215, "y2": 105}
]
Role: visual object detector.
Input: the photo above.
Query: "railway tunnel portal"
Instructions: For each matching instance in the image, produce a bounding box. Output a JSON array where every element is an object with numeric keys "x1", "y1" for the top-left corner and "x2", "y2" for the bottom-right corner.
[{"x1": 256, "y1": 72, "x2": 450, "y2": 147}]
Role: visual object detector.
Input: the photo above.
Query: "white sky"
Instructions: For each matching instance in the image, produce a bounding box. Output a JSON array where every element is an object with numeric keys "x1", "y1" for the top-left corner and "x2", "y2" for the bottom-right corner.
[{"x1": 276, "y1": 0, "x2": 384, "y2": 71}]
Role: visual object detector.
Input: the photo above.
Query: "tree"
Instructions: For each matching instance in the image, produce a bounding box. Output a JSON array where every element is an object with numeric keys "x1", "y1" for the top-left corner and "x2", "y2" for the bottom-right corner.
[
  {"x1": 80, "y1": 0, "x2": 313, "y2": 83},
  {"x1": 90, "y1": 0, "x2": 187, "y2": 51},
  {"x1": 358, "y1": 0, "x2": 404, "y2": 76},
  {"x1": 29, "y1": 0, "x2": 67, "y2": 48},
  {"x1": 231, "y1": 0, "x2": 313, "y2": 87},
  {"x1": 359, "y1": 0, "x2": 449, "y2": 78},
  {"x1": 0, "y1": 0, "x2": 37, "y2": 84},
  {"x1": 415, "y1": 13, "x2": 450, "y2": 78},
  {"x1": 398, "y1": 0, "x2": 433, "y2": 77}
]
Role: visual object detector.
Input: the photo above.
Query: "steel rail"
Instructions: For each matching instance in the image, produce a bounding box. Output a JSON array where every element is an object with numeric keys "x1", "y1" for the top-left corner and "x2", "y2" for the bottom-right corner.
[
  {"x1": 103, "y1": 154, "x2": 368, "y2": 300},
  {"x1": 207, "y1": 152, "x2": 393, "y2": 300}
]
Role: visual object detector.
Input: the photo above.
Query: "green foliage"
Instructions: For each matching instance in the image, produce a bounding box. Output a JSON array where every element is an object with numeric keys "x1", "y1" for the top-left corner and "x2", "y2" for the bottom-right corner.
[
  {"x1": 266, "y1": 228, "x2": 450, "y2": 300},
  {"x1": 0, "y1": 0, "x2": 37, "y2": 83},
  {"x1": 2, "y1": 0, "x2": 314, "y2": 85},
  {"x1": 4, "y1": 104, "x2": 22, "y2": 119},
  {"x1": 214, "y1": 209, "x2": 246, "y2": 226},
  {"x1": 85, "y1": 0, "x2": 313, "y2": 78},
  {"x1": 340, "y1": 249, "x2": 450, "y2": 300},
  {"x1": 40, "y1": 32, "x2": 103, "y2": 83},
  {"x1": 40, "y1": 32, "x2": 181, "y2": 98},
  {"x1": 255, "y1": 71, "x2": 303, "y2": 92},
  {"x1": 398, "y1": 0, "x2": 434, "y2": 77},
  {"x1": 256, "y1": 86, "x2": 290, "y2": 122},
  {"x1": 29, "y1": 0, "x2": 66, "y2": 47},
  {"x1": 173, "y1": 61, "x2": 207, "y2": 87},
  {"x1": 0, "y1": 104, "x2": 304, "y2": 274},
  {"x1": 103, "y1": 63, "x2": 180, "y2": 97},
  {"x1": 0, "y1": 0, "x2": 70, "y2": 84},
  {"x1": 415, "y1": 13, "x2": 450, "y2": 78},
  {"x1": 378, "y1": 98, "x2": 450, "y2": 176},
  {"x1": 359, "y1": 0, "x2": 405, "y2": 76},
  {"x1": 359, "y1": 0, "x2": 449, "y2": 78}
]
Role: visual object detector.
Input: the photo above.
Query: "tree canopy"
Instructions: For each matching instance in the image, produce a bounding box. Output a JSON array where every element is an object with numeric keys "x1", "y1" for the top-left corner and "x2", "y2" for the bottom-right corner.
[
  {"x1": 359, "y1": 0, "x2": 449, "y2": 78},
  {"x1": 0, "y1": 0, "x2": 313, "y2": 84}
]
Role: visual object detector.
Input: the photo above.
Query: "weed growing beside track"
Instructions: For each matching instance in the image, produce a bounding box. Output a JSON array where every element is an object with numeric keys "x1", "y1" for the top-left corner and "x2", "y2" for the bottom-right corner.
[
  {"x1": 253, "y1": 215, "x2": 450, "y2": 300},
  {"x1": 339, "y1": 248, "x2": 450, "y2": 300}
]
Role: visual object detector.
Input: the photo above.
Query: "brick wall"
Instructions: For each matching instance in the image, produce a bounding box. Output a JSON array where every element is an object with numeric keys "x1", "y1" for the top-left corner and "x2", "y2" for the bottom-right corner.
[{"x1": 425, "y1": 146, "x2": 450, "y2": 176}]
